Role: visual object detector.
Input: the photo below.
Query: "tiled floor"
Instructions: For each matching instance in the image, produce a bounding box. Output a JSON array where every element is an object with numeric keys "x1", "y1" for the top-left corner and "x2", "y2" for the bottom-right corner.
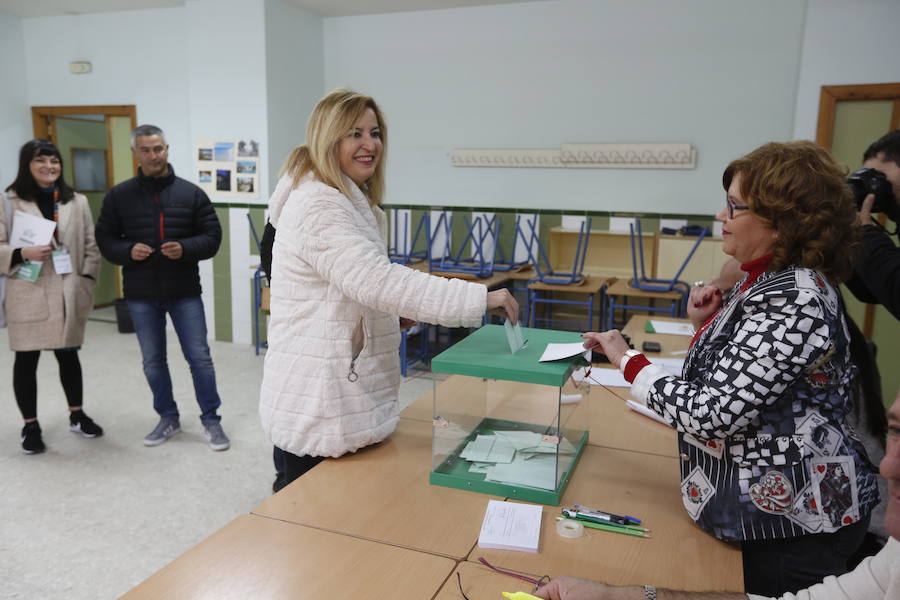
[{"x1": 0, "y1": 307, "x2": 435, "y2": 599}]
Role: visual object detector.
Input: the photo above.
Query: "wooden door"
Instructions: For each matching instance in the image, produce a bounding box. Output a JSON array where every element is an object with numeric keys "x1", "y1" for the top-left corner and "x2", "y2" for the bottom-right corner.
[
  {"x1": 816, "y1": 83, "x2": 900, "y2": 403},
  {"x1": 32, "y1": 105, "x2": 137, "y2": 305}
]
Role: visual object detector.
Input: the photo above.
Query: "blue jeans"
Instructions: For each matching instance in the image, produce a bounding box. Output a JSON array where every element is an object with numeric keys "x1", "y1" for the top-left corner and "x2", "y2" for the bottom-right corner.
[{"x1": 127, "y1": 296, "x2": 221, "y2": 425}]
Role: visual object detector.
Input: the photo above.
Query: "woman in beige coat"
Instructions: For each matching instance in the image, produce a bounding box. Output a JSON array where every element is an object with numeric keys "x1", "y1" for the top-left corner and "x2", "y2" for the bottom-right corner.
[{"x1": 1, "y1": 139, "x2": 102, "y2": 454}]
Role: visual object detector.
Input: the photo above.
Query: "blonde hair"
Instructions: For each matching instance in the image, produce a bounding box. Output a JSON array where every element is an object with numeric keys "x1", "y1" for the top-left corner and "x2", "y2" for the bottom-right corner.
[{"x1": 280, "y1": 89, "x2": 387, "y2": 205}]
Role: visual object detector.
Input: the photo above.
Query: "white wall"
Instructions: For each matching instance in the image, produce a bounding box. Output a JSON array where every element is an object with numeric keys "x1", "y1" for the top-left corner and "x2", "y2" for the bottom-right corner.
[
  {"x1": 793, "y1": 0, "x2": 900, "y2": 140},
  {"x1": 324, "y1": 0, "x2": 806, "y2": 215},
  {"x1": 22, "y1": 8, "x2": 192, "y2": 175},
  {"x1": 0, "y1": 13, "x2": 31, "y2": 185},
  {"x1": 264, "y1": 0, "x2": 324, "y2": 191},
  {"x1": 185, "y1": 0, "x2": 270, "y2": 202}
]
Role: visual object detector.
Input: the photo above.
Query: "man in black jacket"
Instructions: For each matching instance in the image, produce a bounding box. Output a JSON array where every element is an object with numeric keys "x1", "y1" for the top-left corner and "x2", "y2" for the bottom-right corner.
[
  {"x1": 847, "y1": 129, "x2": 900, "y2": 319},
  {"x1": 95, "y1": 125, "x2": 229, "y2": 451}
]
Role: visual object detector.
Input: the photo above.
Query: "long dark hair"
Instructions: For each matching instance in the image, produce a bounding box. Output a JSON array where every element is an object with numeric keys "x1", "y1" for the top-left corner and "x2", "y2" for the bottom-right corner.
[{"x1": 5, "y1": 139, "x2": 76, "y2": 203}]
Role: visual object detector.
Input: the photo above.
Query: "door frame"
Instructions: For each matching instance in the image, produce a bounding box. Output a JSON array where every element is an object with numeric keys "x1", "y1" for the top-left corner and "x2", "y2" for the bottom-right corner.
[
  {"x1": 815, "y1": 83, "x2": 900, "y2": 148},
  {"x1": 815, "y1": 82, "x2": 900, "y2": 337},
  {"x1": 32, "y1": 104, "x2": 138, "y2": 305},
  {"x1": 32, "y1": 104, "x2": 139, "y2": 185}
]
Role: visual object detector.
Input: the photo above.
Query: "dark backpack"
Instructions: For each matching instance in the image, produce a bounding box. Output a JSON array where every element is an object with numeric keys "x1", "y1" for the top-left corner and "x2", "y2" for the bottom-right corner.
[{"x1": 260, "y1": 221, "x2": 275, "y2": 282}]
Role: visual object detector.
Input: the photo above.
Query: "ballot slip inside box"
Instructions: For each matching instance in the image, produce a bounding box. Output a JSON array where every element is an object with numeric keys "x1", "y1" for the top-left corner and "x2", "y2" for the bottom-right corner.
[{"x1": 429, "y1": 325, "x2": 592, "y2": 505}]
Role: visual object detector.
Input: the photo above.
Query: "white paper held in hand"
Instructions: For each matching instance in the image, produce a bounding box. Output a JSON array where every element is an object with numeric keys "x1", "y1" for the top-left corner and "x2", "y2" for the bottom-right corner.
[
  {"x1": 9, "y1": 210, "x2": 56, "y2": 248},
  {"x1": 538, "y1": 342, "x2": 591, "y2": 362},
  {"x1": 504, "y1": 318, "x2": 526, "y2": 353},
  {"x1": 478, "y1": 499, "x2": 542, "y2": 553}
]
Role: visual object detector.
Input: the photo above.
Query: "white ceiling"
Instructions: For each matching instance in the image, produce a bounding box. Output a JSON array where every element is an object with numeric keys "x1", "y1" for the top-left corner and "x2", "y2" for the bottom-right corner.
[{"x1": 0, "y1": 0, "x2": 541, "y2": 18}]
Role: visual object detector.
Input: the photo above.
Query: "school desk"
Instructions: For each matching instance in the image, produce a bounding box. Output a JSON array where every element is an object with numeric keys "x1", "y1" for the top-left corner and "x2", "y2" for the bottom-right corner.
[
  {"x1": 470, "y1": 444, "x2": 743, "y2": 592},
  {"x1": 251, "y1": 418, "x2": 500, "y2": 560},
  {"x1": 119, "y1": 514, "x2": 455, "y2": 600}
]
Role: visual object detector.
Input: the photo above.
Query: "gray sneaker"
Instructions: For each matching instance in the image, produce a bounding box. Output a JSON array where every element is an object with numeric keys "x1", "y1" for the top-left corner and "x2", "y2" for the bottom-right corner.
[
  {"x1": 143, "y1": 418, "x2": 181, "y2": 447},
  {"x1": 203, "y1": 422, "x2": 230, "y2": 451}
]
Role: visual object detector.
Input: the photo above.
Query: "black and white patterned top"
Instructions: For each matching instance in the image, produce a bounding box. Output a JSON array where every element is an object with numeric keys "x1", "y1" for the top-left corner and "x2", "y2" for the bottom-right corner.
[{"x1": 632, "y1": 264, "x2": 880, "y2": 542}]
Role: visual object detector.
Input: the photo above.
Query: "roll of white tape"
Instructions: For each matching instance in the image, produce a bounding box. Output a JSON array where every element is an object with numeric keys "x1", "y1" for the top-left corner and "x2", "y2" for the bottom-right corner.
[{"x1": 556, "y1": 519, "x2": 584, "y2": 538}]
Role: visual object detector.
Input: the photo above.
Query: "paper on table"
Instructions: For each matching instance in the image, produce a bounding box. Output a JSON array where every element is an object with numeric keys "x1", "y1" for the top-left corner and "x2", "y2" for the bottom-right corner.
[
  {"x1": 578, "y1": 358, "x2": 682, "y2": 388},
  {"x1": 478, "y1": 499, "x2": 543, "y2": 553},
  {"x1": 539, "y1": 342, "x2": 591, "y2": 363},
  {"x1": 626, "y1": 400, "x2": 669, "y2": 426},
  {"x1": 646, "y1": 320, "x2": 694, "y2": 337},
  {"x1": 584, "y1": 367, "x2": 629, "y2": 387},
  {"x1": 651, "y1": 357, "x2": 685, "y2": 375},
  {"x1": 504, "y1": 318, "x2": 526, "y2": 353},
  {"x1": 9, "y1": 210, "x2": 56, "y2": 248}
]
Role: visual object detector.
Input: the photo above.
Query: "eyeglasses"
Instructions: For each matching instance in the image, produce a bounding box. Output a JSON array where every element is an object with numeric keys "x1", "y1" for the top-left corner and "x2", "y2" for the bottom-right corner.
[
  {"x1": 456, "y1": 557, "x2": 551, "y2": 599},
  {"x1": 725, "y1": 199, "x2": 750, "y2": 219}
]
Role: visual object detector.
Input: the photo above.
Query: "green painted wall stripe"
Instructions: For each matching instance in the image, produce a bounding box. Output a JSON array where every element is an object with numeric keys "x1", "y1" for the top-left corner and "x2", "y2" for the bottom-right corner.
[
  {"x1": 248, "y1": 207, "x2": 266, "y2": 255},
  {"x1": 213, "y1": 207, "x2": 232, "y2": 342}
]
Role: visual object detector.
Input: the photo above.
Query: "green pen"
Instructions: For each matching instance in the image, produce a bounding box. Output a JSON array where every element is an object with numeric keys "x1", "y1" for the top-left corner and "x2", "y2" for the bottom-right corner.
[
  {"x1": 562, "y1": 509, "x2": 650, "y2": 532},
  {"x1": 557, "y1": 517, "x2": 651, "y2": 538}
]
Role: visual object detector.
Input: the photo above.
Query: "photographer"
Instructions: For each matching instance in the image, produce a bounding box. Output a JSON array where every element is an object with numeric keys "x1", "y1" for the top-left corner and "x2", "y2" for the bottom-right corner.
[{"x1": 846, "y1": 129, "x2": 900, "y2": 319}]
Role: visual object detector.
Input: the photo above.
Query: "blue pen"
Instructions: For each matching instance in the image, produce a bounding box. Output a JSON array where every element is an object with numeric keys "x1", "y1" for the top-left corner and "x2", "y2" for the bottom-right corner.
[{"x1": 574, "y1": 504, "x2": 642, "y2": 525}]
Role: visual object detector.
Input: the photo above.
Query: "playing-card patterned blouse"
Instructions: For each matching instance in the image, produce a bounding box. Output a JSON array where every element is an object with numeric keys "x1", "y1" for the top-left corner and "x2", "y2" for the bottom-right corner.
[{"x1": 625, "y1": 257, "x2": 879, "y2": 542}]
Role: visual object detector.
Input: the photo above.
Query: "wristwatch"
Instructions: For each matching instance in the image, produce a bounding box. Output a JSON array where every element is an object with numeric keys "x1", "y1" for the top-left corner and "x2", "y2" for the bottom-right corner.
[
  {"x1": 643, "y1": 585, "x2": 658, "y2": 600},
  {"x1": 619, "y1": 349, "x2": 642, "y2": 372}
]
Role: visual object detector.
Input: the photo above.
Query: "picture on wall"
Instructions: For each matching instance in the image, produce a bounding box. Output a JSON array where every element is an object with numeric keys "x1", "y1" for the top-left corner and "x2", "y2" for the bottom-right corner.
[
  {"x1": 238, "y1": 140, "x2": 259, "y2": 157},
  {"x1": 194, "y1": 137, "x2": 260, "y2": 199},
  {"x1": 236, "y1": 176, "x2": 254, "y2": 193},
  {"x1": 214, "y1": 142, "x2": 235, "y2": 162},
  {"x1": 216, "y1": 169, "x2": 231, "y2": 191}
]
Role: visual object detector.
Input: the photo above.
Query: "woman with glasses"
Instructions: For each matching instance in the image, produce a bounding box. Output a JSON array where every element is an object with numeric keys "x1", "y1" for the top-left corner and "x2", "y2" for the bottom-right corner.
[
  {"x1": 582, "y1": 141, "x2": 879, "y2": 596},
  {"x1": 0, "y1": 139, "x2": 103, "y2": 454}
]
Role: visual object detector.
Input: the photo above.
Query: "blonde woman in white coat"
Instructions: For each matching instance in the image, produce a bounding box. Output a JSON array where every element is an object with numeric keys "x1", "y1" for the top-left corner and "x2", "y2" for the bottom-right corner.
[
  {"x1": 260, "y1": 90, "x2": 518, "y2": 490},
  {"x1": 1, "y1": 140, "x2": 102, "y2": 454}
]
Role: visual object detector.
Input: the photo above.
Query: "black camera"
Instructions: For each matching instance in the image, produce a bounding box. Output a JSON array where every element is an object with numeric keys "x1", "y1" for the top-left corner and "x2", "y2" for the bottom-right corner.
[{"x1": 847, "y1": 168, "x2": 895, "y2": 216}]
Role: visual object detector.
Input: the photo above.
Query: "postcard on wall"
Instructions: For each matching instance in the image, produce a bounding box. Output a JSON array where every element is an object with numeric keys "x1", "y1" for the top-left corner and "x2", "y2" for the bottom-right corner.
[{"x1": 194, "y1": 138, "x2": 260, "y2": 199}]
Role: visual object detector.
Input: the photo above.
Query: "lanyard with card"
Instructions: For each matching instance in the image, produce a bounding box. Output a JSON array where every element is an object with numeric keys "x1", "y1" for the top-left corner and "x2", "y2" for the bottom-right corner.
[
  {"x1": 52, "y1": 249, "x2": 73, "y2": 274},
  {"x1": 15, "y1": 261, "x2": 42, "y2": 282}
]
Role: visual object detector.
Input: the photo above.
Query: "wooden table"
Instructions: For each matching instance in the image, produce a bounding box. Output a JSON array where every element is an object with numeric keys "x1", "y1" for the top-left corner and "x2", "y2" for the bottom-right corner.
[
  {"x1": 435, "y1": 561, "x2": 547, "y2": 600},
  {"x1": 620, "y1": 314, "x2": 694, "y2": 354},
  {"x1": 119, "y1": 514, "x2": 456, "y2": 599},
  {"x1": 471, "y1": 445, "x2": 743, "y2": 592},
  {"x1": 125, "y1": 317, "x2": 744, "y2": 597},
  {"x1": 586, "y1": 314, "x2": 693, "y2": 457},
  {"x1": 251, "y1": 419, "x2": 498, "y2": 559},
  {"x1": 527, "y1": 275, "x2": 611, "y2": 331},
  {"x1": 605, "y1": 278, "x2": 685, "y2": 330}
]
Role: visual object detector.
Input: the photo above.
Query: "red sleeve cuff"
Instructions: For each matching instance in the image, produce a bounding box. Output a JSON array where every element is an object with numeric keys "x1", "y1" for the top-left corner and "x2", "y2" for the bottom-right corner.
[{"x1": 624, "y1": 354, "x2": 651, "y2": 383}]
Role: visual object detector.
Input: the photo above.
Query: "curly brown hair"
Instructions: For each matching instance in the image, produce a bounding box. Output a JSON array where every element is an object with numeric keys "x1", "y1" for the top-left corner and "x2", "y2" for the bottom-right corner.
[{"x1": 722, "y1": 141, "x2": 859, "y2": 283}]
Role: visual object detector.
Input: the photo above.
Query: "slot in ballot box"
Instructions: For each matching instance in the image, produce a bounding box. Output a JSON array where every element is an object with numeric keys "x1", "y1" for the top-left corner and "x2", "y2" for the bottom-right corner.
[{"x1": 429, "y1": 324, "x2": 590, "y2": 505}]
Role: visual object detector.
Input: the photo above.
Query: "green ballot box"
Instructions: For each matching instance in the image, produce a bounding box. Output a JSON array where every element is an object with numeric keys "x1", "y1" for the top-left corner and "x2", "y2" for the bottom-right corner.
[{"x1": 429, "y1": 324, "x2": 590, "y2": 505}]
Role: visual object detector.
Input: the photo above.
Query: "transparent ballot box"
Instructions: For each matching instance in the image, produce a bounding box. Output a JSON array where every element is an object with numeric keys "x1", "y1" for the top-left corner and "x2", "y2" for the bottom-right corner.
[{"x1": 429, "y1": 325, "x2": 590, "y2": 505}]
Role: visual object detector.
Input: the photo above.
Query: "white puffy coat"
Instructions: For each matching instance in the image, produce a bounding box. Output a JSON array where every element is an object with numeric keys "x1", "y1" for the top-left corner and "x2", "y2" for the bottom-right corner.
[{"x1": 259, "y1": 174, "x2": 486, "y2": 458}]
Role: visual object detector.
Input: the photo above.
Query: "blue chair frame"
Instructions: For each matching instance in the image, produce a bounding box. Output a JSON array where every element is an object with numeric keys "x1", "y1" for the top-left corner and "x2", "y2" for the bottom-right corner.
[
  {"x1": 491, "y1": 215, "x2": 532, "y2": 272},
  {"x1": 628, "y1": 220, "x2": 706, "y2": 294},
  {"x1": 389, "y1": 210, "x2": 430, "y2": 265},
  {"x1": 524, "y1": 217, "x2": 592, "y2": 285},
  {"x1": 428, "y1": 211, "x2": 495, "y2": 278}
]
